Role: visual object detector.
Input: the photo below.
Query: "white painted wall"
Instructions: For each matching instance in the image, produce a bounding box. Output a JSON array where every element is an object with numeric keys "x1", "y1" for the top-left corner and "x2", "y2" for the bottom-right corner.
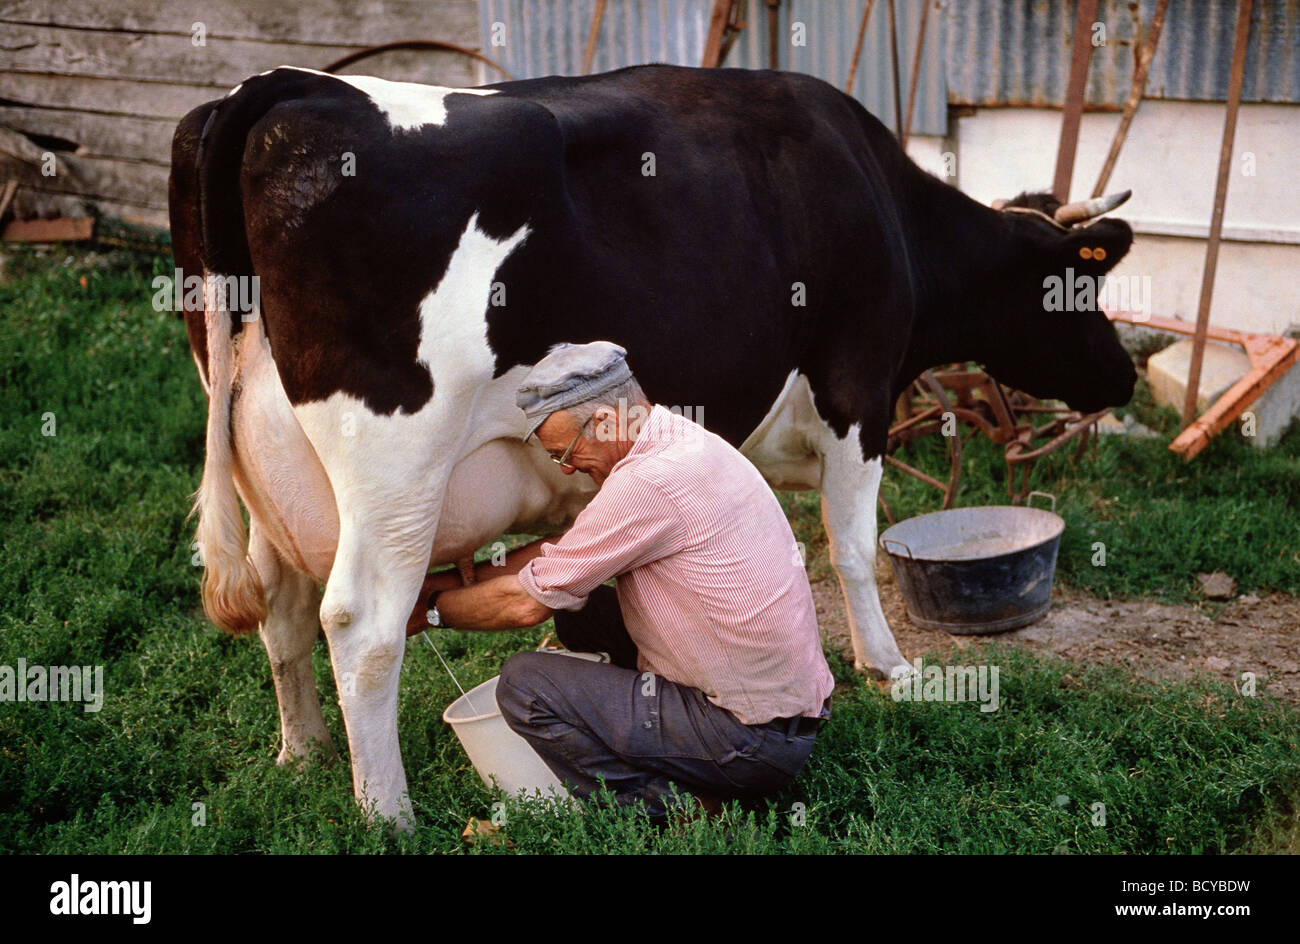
[{"x1": 914, "y1": 102, "x2": 1300, "y2": 337}]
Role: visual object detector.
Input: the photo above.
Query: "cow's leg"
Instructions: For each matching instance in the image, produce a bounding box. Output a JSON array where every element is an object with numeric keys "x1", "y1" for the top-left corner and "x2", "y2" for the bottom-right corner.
[
  {"x1": 320, "y1": 522, "x2": 429, "y2": 831},
  {"x1": 817, "y1": 427, "x2": 911, "y2": 679},
  {"x1": 248, "y1": 520, "x2": 334, "y2": 764},
  {"x1": 292, "y1": 399, "x2": 455, "y2": 832}
]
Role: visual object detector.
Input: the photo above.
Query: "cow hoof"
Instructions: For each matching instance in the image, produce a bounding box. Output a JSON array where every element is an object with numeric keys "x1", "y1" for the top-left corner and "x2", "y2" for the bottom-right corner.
[
  {"x1": 853, "y1": 661, "x2": 917, "y2": 684},
  {"x1": 854, "y1": 660, "x2": 888, "y2": 682},
  {"x1": 888, "y1": 662, "x2": 919, "y2": 684},
  {"x1": 276, "y1": 736, "x2": 337, "y2": 767},
  {"x1": 368, "y1": 804, "x2": 416, "y2": 835}
]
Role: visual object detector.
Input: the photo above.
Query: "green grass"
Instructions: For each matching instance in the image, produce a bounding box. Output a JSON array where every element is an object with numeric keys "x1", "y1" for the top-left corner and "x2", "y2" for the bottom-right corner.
[{"x1": 2, "y1": 247, "x2": 1298, "y2": 853}]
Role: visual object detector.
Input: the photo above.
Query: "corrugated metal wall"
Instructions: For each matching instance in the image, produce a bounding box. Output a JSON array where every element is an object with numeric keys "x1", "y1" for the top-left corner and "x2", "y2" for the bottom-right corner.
[
  {"x1": 479, "y1": 1, "x2": 1299, "y2": 137},
  {"x1": 479, "y1": 0, "x2": 713, "y2": 77},
  {"x1": 478, "y1": 0, "x2": 950, "y2": 136},
  {"x1": 947, "y1": 0, "x2": 1300, "y2": 108},
  {"x1": 726, "y1": 1, "x2": 947, "y2": 137}
]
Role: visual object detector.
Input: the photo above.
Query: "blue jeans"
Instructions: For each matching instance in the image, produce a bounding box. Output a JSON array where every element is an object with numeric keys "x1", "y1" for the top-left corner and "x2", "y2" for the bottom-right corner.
[{"x1": 495, "y1": 586, "x2": 828, "y2": 822}]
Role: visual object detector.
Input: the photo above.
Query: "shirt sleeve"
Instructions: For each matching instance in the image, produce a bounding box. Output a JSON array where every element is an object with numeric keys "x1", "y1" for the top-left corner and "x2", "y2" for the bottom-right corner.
[{"x1": 517, "y1": 469, "x2": 689, "y2": 611}]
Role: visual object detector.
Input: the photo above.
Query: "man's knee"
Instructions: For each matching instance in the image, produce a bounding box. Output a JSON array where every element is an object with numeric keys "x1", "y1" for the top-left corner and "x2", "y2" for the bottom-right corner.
[{"x1": 495, "y1": 651, "x2": 560, "y2": 732}]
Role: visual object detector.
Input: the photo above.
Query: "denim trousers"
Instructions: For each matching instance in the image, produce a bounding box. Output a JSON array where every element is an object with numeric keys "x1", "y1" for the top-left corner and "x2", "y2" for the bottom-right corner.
[{"x1": 495, "y1": 584, "x2": 828, "y2": 823}]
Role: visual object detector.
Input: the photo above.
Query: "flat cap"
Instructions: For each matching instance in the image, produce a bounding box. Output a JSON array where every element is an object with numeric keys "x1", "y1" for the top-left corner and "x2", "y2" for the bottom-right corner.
[{"x1": 516, "y1": 341, "x2": 633, "y2": 442}]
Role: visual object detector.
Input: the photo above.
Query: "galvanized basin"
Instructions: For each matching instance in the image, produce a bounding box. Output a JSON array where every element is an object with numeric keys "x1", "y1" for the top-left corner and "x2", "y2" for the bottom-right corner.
[{"x1": 878, "y1": 493, "x2": 1064, "y2": 634}]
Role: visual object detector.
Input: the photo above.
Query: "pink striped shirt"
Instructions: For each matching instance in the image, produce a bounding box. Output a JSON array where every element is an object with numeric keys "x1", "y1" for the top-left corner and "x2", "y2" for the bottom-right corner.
[{"x1": 518, "y1": 404, "x2": 834, "y2": 725}]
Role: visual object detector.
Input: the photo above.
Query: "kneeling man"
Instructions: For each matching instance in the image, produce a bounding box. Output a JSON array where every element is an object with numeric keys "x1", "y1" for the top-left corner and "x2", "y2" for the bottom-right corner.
[{"x1": 411, "y1": 341, "x2": 833, "y2": 822}]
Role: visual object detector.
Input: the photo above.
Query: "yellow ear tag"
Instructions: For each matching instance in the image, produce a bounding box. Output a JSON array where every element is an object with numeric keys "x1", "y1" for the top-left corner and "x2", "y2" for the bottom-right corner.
[
  {"x1": 1093, "y1": 247, "x2": 1106, "y2": 261},
  {"x1": 1078, "y1": 247, "x2": 1093, "y2": 260}
]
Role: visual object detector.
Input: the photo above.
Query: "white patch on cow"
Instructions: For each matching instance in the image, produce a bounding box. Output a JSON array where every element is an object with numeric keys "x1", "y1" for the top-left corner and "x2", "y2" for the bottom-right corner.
[
  {"x1": 284, "y1": 211, "x2": 532, "y2": 829},
  {"x1": 235, "y1": 66, "x2": 498, "y2": 132},
  {"x1": 334, "y1": 74, "x2": 498, "y2": 131},
  {"x1": 231, "y1": 320, "x2": 339, "y2": 581},
  {"x1": 417, "y1": 211, "x2": 529, "y2": 394},
  {"x1": 739, "y1": 370, "x2": 823, "y2": 490},
  {"x1": 737, "y1": 372, "x2": 909, "y2": 676},
  {"x1": 816, "y1": 424, "x2": 910, "y2": 678}
]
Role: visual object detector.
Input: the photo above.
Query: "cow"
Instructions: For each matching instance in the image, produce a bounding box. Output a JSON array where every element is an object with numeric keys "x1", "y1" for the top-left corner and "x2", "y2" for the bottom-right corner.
[{"x1": 168, "y1": 63, "x2": 1137, "y2": 829}]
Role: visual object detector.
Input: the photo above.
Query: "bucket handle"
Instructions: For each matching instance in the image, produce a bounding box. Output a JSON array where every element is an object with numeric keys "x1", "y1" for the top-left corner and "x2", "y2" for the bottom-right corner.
[
  {"x1": 880, "y1": 537, "x2": 914, "y2": 559},
  {"x1": 1027, "y1": 490, "x2": 1057, "y2": 513}
]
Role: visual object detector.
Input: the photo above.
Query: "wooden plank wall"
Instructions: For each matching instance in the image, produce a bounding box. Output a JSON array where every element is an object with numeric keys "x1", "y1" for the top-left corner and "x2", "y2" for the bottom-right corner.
[{"x1": 0, "y1": 0, "x2": 481, "y2": 229}]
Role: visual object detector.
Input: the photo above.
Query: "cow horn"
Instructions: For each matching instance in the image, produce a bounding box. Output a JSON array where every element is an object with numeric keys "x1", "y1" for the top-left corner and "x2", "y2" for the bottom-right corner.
[{"x1": 1054, "y1": 189, "x2": 1132, "y2": 225}]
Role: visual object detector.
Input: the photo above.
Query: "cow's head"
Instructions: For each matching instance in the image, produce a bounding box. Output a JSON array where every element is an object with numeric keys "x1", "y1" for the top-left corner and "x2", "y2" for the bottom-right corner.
[{"x1": 976, "y1": 190, "x2": 1138, "y2": 414}]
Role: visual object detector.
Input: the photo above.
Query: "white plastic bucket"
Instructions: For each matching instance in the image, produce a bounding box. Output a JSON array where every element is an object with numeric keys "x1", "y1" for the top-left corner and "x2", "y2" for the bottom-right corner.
[{"x1": 441, "y1": 649, "x2": 607, "y2": 798}]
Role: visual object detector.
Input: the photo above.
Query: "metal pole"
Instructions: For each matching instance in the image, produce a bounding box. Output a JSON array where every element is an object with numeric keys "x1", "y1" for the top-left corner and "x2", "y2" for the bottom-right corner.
[
  {"x1": 702, "y1": 0, "x2": 734, "y2": 68},
  {"x1": 902, "y1": 0, "x2": 933, "y2": 148},
  {"x1": 887, "y1": 0, "x2": 903, "y2": 139},
  {"x1": 581, "y1": 0, "x2": 607, "y2": 75},
  {"x1": 844, "y1": 0, "x2": 876, "y2": 93},
  {"x1": 766, "y1": 0, "x2": 780, "y2": 70},
  {"x1": 1052, "y1": 0, "x2": 1099, "y2": 202},
  {"x1": 1092, "y1": 0, "x2": 1169, "y2": 198},
  {"x1": 1182, "y1": 0, "x2": 1254, "y2": 426}
]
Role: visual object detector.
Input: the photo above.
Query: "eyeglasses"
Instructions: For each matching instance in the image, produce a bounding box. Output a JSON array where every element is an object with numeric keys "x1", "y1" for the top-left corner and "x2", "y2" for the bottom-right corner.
[{"x1": 550, "y1": 416, "x2": 593, "y2": 469}]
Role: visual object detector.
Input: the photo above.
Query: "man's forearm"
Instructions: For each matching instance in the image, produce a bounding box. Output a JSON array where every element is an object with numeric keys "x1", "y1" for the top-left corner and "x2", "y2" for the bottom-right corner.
[
  {"x1": 406, "y1": 538, "x2": 558, "y2": 636},
  {"x1": 472, "y1": 537, "x2": 551, "y2": 579},
  {"x1": 436, "y1": 572, "x2": 552, "y2": 631}
]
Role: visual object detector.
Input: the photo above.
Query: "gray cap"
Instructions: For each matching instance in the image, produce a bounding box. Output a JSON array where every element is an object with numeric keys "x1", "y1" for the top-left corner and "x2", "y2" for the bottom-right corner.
[{"x1": 516, "y1": 341, "x2": 633, "y2": 442}]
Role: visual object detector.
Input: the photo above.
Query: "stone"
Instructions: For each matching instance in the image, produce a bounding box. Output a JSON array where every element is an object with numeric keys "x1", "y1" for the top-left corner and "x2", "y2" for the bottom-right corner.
[
  {"x1": 1197, "y1": 572, "x2": 1237, "y2": 600},
  {"x1": 1149, "y1": 339, "x2": 1249, "y2": 414}
]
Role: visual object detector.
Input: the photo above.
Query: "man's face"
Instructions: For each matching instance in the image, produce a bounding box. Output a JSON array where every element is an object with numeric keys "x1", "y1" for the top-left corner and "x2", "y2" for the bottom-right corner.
[{"x1": 536, "y1": 408, "x2": 624, "y2": 487}]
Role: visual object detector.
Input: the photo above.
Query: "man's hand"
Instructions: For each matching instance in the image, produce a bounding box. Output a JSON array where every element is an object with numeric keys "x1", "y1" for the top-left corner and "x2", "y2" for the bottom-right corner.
[
  {"x1": 405, "y1": 569, "x2": 463, "y2": 636},
  {"x1": 406, "y1": 539, "x2": 556, "y2": 637},
  {"x1": 405, "y1": 566, "x2": 554, "y2": 635},
  {"x1": 436, "y1": 573, "x2": 553, "y2": 632}
]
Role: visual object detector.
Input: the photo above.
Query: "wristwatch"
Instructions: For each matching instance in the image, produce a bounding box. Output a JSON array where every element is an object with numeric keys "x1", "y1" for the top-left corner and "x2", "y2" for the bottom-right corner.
[{"x1": 426, "y1": 590, "x2": 444, "y2": 628}]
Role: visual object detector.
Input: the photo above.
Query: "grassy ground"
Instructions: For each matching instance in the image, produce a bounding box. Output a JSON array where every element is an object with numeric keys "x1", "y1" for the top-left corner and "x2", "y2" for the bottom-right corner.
[{"x1": 2, "y1": 247, "x2": 1298, "y2": 853}]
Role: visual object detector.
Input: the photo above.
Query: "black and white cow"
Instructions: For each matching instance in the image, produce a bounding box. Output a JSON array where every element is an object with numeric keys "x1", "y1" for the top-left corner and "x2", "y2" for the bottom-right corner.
[{"x1": 169, "y1": 64, "x2": 1136, "y2": 828}]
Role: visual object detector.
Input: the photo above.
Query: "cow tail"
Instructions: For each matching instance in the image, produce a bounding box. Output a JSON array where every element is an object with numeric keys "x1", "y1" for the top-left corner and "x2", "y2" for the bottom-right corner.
[
  {"x1": 189, "y1": 69, "x2": 342, "y2": 633},
  {"x1": 192, "y1": 277, "x2": 264, "y2": 635},
  {"x1": 189, "y1": 77, "x2": 297, "y2": 635}
]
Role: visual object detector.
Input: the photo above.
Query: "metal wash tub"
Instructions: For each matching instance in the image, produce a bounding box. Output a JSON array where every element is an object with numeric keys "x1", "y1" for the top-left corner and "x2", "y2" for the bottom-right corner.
[{"x1": 878, "y1": 493, "x2": 1064, "y2": 634}]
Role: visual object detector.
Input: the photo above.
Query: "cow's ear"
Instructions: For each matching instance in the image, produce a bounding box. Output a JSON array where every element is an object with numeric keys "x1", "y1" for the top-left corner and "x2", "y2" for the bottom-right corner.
[{"x1": 1061, "y1": 218, "x2": 1133, "y2": 274}]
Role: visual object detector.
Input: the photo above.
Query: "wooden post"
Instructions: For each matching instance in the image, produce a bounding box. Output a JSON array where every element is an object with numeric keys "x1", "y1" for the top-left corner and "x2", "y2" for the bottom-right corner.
[
  {"x1": 702, "y1": 0, "x2": 734, "y2": 68},
  {"x1": 581, "y1": 0, "x2": 607, "y2": 75},
  {"x1": 844, "y1": 0, "x2": 876, "y2": 93},
  {"x1": 902, "y1": 0, "x2": 933, "y2": 148},
  {"x1": 1091, "y1": 0, "x2": 1168, "y2": 198},
  {"x1": 766, "y1": 0, "x2": 780, "y2": 70},
  {"x1": 1052, "y1": 0, "x2": 1099, "y2": 202},
  {"x1": 887, "y1": 0, "x2": 903, "y2": 139},
  {"x1": 1182, "y1": 0, "x2": 1254, "y2": 426}
]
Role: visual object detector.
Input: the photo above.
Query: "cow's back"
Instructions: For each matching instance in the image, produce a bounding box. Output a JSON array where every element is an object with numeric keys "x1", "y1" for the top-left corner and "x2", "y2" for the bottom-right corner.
[
  {"x1": 483, "y1": 65, "x2": 920, "y2": 447},
  {"x1": 176, "y1": 63, "x2": 920, "y2": 454}
]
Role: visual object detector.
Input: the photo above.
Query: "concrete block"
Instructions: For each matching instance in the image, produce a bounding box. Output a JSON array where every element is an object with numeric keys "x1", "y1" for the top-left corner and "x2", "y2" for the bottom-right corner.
[
  {"x1": 1147, "y1": 338, "x2": 1300, "y2": 448},
  {"x1": 1149, "y1": 339, "x2": 1249, "y2": 414}
]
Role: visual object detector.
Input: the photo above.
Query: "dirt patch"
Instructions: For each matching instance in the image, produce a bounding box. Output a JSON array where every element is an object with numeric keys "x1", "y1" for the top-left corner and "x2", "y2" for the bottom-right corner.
[{"x1": 814, "y1": 558, "x2": 1300, "y2": 704}]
